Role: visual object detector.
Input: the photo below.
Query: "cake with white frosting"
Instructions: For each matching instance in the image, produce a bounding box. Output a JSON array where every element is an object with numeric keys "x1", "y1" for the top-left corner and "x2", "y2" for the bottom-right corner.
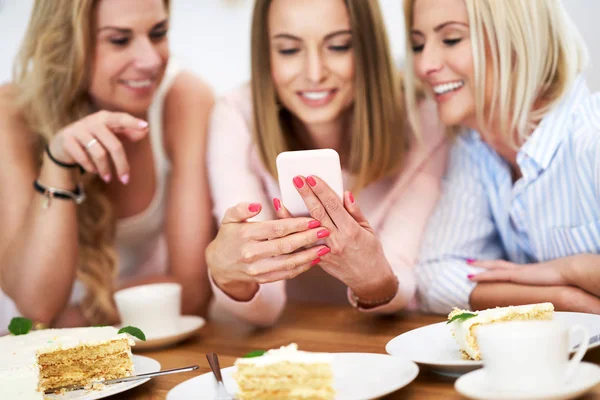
[
  {"x1": 447, "y1": 302, "x2": 555, "y2": 360},
  {"x1": 234, "y1": 343, "x2": 334, "y2": 400},
  {"x1": 0, "y1": 326, "x2": 135, "y2": 399}
]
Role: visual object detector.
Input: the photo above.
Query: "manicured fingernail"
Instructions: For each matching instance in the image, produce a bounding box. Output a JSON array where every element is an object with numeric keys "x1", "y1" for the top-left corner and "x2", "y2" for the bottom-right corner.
[
  {"x1": 467, "y1": 274, "x2": 475, "y2": 279},
  {"x1": 293, "y1": 176, "x2": 304, "y2": 188},
  {"x1": 349, "y1": 191, "x2": 355, "y2": 204},
  {"x1": 308, "y1": 220, "x2": 321, "y2": 229},
  {"x1": 273, "y1": 198, "x2": 281, "y2": 211},
  {"x1": 138, "y1": 120, "x2": 149, "y2": 128},
  {"x1": 317, "y1": 247, "x2": 331, "y2": 257},
  {"x1": 311, "y1": 258, "x2": 321, "y2": 266},
  {"x1": 248, "y1": 203, "x2": 261, "y2": 213},
  {"x1": 306, "y1": 176, "x2": 317, "y2": 187},
  {"x1": 120, "y1": 174, "x2": 129, "y2": 184},
  {"x1": 103, "y1": 174, "x2": 111, "y2": 183},
  {"x1": 466, "y1": 259, "x2": 476, "y2": 264},
  {"x1": 317, "y1": 229, "x2": 330, "y2": 239}
]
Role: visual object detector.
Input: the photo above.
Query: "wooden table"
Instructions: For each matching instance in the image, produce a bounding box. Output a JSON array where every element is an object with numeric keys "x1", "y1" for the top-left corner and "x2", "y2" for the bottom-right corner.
[{"x1": 120, "y1": 302, "x2": 600, "y2": 399}]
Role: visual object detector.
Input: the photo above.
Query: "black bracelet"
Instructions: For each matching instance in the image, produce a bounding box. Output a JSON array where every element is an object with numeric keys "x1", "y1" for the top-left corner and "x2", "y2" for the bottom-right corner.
[
  {"x1": 45, "y1": 144, "x2": 78, "y2": 169},
  {"x1": 33, "y1": 180, "x2": 86, "y2": 208}
]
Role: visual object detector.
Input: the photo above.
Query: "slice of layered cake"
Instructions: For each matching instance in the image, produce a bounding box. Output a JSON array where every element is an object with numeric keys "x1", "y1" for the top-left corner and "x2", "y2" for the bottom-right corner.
[
  {"x1": 447, "y1": 302, "x2": 555, "y2": 360},
  {"x1": 234, "y1": 343, "x2": 335, "y2": 400},
  {"x1": 0, "y1": 326, "x2": 135, "y2": 399}
]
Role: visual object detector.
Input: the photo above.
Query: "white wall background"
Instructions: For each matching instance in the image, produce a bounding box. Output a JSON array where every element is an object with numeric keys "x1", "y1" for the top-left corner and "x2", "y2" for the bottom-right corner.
[{"x1": 0, "y1": 0, "x2": 597, "y2": 95}]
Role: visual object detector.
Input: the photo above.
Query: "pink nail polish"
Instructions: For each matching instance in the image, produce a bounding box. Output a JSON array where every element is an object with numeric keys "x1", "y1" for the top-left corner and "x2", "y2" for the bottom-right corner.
[
  {"x1": 317, "y1": 229, "x2": 330, "y2": 239},
  {"x1": 103, "y1": 174, "x2": 111, "y2": 183},
  {"x1": 138, "y1": 121, "x2": 149, "y2": 128},
  {"x1": 317, "y1": 247, "x2": 331, "y2": 257},
  {"x1": 467, "y1": 274, "x2": 475, "y2": 279},
  {"x1": 466, "y1": 259, "x2": 476, "y2": 264},
  {"x1": 308, "y1": 220, "x2": 321, "y2": 229},
  {"x1": 120, "y1": 174, "x2": 129, "y2": 184},
  {"x1": 311, "y1": 258, "x2": 321, "y2": 266},
  {"x1": 349, "y1": 192, "x2": 355, "y2": 204},
  {"x1": 248, "y1": 203, "x2": 261, "y2": 213},
  {"x1": 306, "y1": 176, "x2": 317, "y2": 187},
  {"x1": 273, "y1": 198, "x2": 281, "y2": 211},
  {"x1": 293, "y1": 176, "x2": 304, "y2": 188}
]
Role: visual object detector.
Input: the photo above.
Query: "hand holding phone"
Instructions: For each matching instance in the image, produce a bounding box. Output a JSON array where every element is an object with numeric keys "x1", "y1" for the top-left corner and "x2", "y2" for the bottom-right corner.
[{"x1": 276, "y1": 149, "x2": 344, "y2": 216}]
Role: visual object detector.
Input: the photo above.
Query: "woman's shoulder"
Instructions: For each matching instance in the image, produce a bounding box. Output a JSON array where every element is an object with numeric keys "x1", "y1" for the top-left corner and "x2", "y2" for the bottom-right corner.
[
  {"x1": 164, "y1": 71, "x2": 215, "y2": 112},
  {"x1": 0, "y1": 83, "x2": 33, "y2": 139},
  {"x1": 215, "y1": 83, "x2": 253, "y2": 120}
]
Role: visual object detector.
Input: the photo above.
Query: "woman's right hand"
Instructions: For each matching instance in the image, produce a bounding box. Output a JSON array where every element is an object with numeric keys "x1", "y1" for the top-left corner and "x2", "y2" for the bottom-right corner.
[
  {"x1": 206, "y1": 202, "x2": 330, "y2": 301},
  {"x1": 48, "y1": 110, "x2": 149, "y2": 184}
]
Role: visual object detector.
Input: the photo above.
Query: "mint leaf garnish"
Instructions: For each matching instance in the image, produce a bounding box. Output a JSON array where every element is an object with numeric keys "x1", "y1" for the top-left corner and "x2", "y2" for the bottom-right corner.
[
  {"x1": 118, "y1": 326, "x2": 146, "y2": 341},
  {"x1": 9, "y1": 317, "x2": 33, "y2": 335},
  {"x1": 242, "y1": 350, "x2": 267, "y2": 358},
  {"x1": 447, "y1": 312, "x2": 478, "y2": 324}
]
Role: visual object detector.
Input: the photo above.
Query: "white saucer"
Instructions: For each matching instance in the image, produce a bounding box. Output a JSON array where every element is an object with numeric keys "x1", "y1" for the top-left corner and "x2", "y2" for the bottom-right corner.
[
  {"x1": 167, "y1": 352, "x2": 419, "y2": 400},
  {"x1": 455, "y1": 362, "x2": 600, "y2": 400},
  {"x1": 386, "y1": 312, "x2": 600, "y2": 376},
  {"x1": 121, "y1": 315, "x2": 205, "y2": 351}
]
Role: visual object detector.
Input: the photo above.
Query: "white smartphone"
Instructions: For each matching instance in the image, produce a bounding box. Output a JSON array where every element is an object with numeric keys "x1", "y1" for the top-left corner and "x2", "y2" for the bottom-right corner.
[{"x1": 276, "y1": 149, "x2": 344, "y2": 217}]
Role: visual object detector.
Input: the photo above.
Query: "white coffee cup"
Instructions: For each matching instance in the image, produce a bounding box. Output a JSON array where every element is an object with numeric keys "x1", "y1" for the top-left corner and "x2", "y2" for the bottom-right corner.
[
  {"x1": 476, "y1": 320, "x2": 589, "y2": 392},
  {"x1": 114, "y1": 283, "x2": 182, "y2": 337}
]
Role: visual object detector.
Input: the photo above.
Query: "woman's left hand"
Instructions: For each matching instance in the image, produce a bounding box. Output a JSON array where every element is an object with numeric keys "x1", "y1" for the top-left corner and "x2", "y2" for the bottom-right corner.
[
  {"x1": 273, "y1": 175, "x2": 398, "y2": 303},
  {"x1": 468, "y1": 257, "x2": 576, "y2": 286}
]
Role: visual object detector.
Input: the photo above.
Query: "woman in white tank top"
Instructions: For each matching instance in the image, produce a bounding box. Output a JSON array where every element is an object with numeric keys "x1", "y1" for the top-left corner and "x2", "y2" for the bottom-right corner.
[{"x1": 0, "y1": 0, "x2": 214, "y2": 333}]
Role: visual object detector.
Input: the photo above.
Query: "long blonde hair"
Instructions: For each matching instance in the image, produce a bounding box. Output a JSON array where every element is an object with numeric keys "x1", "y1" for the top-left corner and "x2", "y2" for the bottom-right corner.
[
  {"x1": 251, "y1": 0, "x2": 408, "y2": 192},
  {"x1": 403, "y1": 0, "x2": 588, "y2": 146},
  {"x1": 13, "y1": 0, "x2": 170, "y2": 325}
]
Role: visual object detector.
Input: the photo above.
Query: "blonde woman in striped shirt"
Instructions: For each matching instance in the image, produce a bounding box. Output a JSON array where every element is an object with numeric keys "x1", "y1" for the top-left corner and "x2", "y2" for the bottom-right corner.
[{"x1": 403, "y1": 0, "x2": 600, "y2": 314}]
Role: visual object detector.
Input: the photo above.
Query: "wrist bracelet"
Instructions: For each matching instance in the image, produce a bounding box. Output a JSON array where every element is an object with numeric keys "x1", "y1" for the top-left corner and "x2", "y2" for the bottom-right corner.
[
  {"x1": 350, "y1": 275, "x2": 399, "y2": 308},
  {"x1": 45, "y1": 144, "x2": 78, "y2": 169},
  {"x1": 33, "y1": 179, "x2": 86, "y2": 208}
]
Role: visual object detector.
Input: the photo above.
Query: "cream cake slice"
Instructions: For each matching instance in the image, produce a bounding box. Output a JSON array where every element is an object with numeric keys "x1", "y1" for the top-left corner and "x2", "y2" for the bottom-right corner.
[
  {"x1": 447, "y1": 302, "x2": 554, "y2": 360},
  {"x1": 234, "y1": 343, "x2": 335, "y2": 400},
  {"x1": 0, "y1": 326, "x2": 135, "y2": 399}
]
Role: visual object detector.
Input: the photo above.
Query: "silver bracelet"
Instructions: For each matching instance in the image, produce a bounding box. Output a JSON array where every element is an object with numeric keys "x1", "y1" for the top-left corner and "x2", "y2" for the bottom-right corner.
[{"x1": 33, "y1": 180, "x2": 86, "y2": 208}]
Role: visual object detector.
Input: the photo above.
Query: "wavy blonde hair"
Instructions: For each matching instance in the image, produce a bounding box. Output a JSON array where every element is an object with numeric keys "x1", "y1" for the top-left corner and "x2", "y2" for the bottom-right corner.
[
  {"x1": 403, "y1": 0, "x2": 588, "y2": 146},
  {"x1": 13, "y1": 0, "x2": 170, "y2": 325},
  {"x1": 251, "y1": 0, "x2": 408, "y2": 192}
]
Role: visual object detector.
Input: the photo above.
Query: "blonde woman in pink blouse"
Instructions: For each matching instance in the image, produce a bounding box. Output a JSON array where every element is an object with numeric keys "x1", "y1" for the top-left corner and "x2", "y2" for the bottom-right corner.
[{"x1": 206, "y1": 0, "x2": 448, "y2": 326}]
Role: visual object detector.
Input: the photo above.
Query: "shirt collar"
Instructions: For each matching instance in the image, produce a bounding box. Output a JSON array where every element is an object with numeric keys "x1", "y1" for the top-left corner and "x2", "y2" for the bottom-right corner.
[{"x1": 519, "y1": 75, "x2": 589, "y2": 171}]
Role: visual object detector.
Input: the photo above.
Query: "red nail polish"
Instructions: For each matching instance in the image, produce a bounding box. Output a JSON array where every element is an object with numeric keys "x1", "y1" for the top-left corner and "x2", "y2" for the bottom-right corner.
[
  {"x1": 467, "y1": 274, "x2": 475, "y2": 279},
  {"x1": 308, "y1": 220, "x2": 321, "y2": 229},
  {"x1": 248, "y1": 203, "x2": 261, "y2": 213},
  {"x1": 317, "y1": 247, "x2": 331, "y2": 257},
  {"x1": 306, "y1": 176, "x2": 317, "y2": 187},
  {"x1": 311, "y1": 258, "x2": 321, "y2": 265},
  {"x1": 466, "y1": 259, "x2": 475, "y2": 264},
  {"x1": 317, "y1": 229, "x2": 330, "y2": 239},
  {"x1": 273, "y1": 198, "x2": 281, "y2": 211},
  {"x1": 293, "y1": 176, "x2": 304, "y2": 188},
  {"x1": 349, "y1": 191, "x2": 355, "y2": 204}
]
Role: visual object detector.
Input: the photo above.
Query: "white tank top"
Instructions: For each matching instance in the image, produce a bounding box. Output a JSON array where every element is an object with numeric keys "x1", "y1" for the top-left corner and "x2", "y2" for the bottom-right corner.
[{"x1": 0, "y1": 61, "x2": 181, "y2": 332}]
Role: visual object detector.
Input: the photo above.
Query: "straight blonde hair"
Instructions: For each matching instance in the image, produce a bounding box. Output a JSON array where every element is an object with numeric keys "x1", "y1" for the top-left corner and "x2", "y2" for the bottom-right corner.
[
  {"x1": 403, "y1": 0, "x2": 588, "y2": 147},
  {"x1": 251, "y1": 0, "x2": 408, "y2": 192},
  {"x1": 13, "y1": 0, "x2": 170, "y2": 325}
]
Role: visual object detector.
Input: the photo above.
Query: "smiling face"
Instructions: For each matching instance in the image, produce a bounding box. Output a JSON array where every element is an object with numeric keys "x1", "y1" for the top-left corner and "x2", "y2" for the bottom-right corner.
[
  {"x1": 89, "y1": 0, "x2": 169, "y2": 117},
  {"x1": 410, "y1": 0, "x2": 494, "y2": 128},
  {"x1": 268, "y1": 0, "x2": 355, "y2": 131}
]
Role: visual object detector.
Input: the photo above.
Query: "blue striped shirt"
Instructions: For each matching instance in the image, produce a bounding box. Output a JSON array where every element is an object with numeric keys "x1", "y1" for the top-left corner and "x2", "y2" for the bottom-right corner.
[{"x1": 416, "y1": 76, "x2": 600, "y2": 314}]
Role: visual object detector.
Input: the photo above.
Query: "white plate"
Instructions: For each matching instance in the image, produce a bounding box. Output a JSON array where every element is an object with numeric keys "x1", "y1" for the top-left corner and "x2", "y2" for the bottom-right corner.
[
  {"x1": 167, "y1": 352, "x2": 419, "y2": 400},
  {"x1": 46, "y1": 355, "x2": 160, "y2": 400},
  {"x1": 455, "y1": 362, "x2": 600, "y2": 400},
  {"x1": 120, "y1": 315, "x2": 205, "y2": 351},
  {"x1": 386, "y1": 312, "x2": 600, "y2": 376}
]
